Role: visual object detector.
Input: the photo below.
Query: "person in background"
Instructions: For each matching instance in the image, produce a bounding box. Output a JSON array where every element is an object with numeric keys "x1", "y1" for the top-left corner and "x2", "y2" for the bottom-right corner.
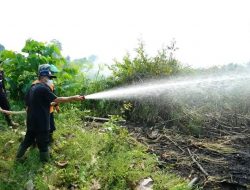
[
  {"x1": 0, "y1": 66, "x2": 19, "y2": 128},
  {"x1": 16, "y1": 64, "x2": 85, "y2": 162},
  {"x1": 48, "y1": 64, "x2": 59, "y2": 143}
]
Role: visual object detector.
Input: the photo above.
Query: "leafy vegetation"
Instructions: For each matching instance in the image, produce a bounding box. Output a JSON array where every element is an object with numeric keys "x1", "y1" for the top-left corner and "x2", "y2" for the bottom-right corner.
[
  {"x1": 0, "y1": 39, "x2": 85, "y2": 101},
  {"x1": 82, "y1": 41, "x2": 193, "y2": 125},
  {"x1": 2, "y1": 38, "x2": 250, "y2": 189},
  {"x1": 0, "y1": 109, "x2": 190, "y2": 190},
  {"x1": 0, "y1": 39, "x2": 193, "y2": 189}
]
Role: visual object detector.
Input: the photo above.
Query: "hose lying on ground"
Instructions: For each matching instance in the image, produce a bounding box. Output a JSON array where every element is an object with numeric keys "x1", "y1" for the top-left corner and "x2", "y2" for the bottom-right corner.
[{"x1": 0, "y1": 108, "x2": 26, "y2": 115}]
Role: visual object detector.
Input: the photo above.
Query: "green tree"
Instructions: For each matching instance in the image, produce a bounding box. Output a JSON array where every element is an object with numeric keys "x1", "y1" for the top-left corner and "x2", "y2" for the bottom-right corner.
[
  {"x1": 110, "y1": 41, "x2": 182, "y2": 85},
  {"x1": 82, "y1": 41, "x2": 189, "y2": 123},
  {"x1": 0, "y1": 39, "x2": 84, "y2": 101}
]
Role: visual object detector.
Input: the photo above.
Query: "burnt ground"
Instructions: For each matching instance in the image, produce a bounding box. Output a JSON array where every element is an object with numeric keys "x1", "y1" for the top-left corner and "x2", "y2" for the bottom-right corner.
[
  {"x1": 126, "y1": 114, "x2": 250, "y2": 190},
  {"x1": 84, "y1": 113, "x2": 250, "y2": 190}
]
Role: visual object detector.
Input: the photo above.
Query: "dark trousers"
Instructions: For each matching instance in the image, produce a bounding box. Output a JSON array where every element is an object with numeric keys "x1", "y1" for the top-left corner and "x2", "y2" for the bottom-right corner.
[
  {"x1": 50, "y1": 112, "x2": 56, "y2": 133},
  {"x1": 20, "y1": 130, "x2": 49, "y2": 152},
  {"x1": 0, "y1": 92, "x2": 12, "y2": 125}
]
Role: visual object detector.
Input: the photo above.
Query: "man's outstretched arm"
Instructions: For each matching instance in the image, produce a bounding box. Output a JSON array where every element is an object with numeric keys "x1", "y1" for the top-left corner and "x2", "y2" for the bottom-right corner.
[{"x1": 51, "y1": 95, "x2": 84, "y2": 105}]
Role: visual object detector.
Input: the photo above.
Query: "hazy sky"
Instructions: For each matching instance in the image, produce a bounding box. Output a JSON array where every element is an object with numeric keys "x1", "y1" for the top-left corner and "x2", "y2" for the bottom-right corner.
[{"x1": 1, "y1": 0, "x2": 250, "y2": 68}]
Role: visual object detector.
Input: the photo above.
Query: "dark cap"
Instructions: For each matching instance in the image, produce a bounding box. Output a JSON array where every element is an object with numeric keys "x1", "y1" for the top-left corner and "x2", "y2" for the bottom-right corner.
[{"x1": 38, "y1": 64, "x2": 57, "y2": 79}]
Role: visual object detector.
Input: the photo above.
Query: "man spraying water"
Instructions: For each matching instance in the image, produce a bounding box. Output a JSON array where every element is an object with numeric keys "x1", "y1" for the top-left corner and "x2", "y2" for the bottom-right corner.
[{"x1": 16, "y1": 64, "x2": 85, "y2": 162}]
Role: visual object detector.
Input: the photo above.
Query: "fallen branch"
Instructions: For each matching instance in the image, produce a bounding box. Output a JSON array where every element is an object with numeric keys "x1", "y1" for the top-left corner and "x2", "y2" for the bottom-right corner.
[
  {"x1": 84, "y1": 116, "x2": 126, "y2": 123},
  {"x1": 164, "y1": 135, "x2": 185, "y2": 153},
  {"x1": 188, "y1": 177, "x2": 199, "y2": 189},
  {"x1": 187, "y1": 148, "x2": 209, "y2": 177},
  {"x1": 84, "y1": 116, "x2": 110, "y2": 122}
]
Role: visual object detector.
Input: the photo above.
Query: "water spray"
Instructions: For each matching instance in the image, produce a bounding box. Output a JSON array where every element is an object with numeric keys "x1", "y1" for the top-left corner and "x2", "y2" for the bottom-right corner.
[{"x1": 84, "y1": 73, "x2": 250, "y2": 100}]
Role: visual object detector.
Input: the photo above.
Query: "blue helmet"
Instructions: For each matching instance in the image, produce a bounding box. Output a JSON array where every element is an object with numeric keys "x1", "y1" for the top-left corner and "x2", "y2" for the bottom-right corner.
[{"x1": 38, "y1": 64, "x2": 57, "y2": 79}]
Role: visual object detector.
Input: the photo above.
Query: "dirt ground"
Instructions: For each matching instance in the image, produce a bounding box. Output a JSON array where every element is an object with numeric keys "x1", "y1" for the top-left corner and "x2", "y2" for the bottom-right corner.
[{"x1": 126, "y1": 114, "x2": 250, "y2": 190}]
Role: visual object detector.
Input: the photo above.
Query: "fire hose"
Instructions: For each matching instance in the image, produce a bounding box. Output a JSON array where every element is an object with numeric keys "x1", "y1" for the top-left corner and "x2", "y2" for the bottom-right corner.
[{"x1": 0, "y1": 108, "x2": 26, "y2": 115}]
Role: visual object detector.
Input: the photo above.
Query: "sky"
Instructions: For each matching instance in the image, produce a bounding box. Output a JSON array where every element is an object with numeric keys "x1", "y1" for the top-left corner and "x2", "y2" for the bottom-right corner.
[{"x1": 1, "y1": 0, "x2": 250, "y2": 68}]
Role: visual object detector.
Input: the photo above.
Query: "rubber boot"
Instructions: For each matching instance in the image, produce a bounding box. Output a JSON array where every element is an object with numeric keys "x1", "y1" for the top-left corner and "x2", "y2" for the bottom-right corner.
[
  {"x1": 16, "y1": 145, "x2": 27, "y2": 159},
  {"x1": 40, "y1": 151, "x2": 50, "y2": 162}
]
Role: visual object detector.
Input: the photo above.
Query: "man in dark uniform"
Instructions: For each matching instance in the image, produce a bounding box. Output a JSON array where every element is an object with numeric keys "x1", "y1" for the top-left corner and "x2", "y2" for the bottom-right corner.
[
  {"x1": 0, "y1": 69, "x2": 19, "y2": 127},
  {"x1": 32, "y1": 64, "x2": 59, "y2": 143},
  {"x1": 16, "y1": 64, "x2": 84, "y2": 162}
]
